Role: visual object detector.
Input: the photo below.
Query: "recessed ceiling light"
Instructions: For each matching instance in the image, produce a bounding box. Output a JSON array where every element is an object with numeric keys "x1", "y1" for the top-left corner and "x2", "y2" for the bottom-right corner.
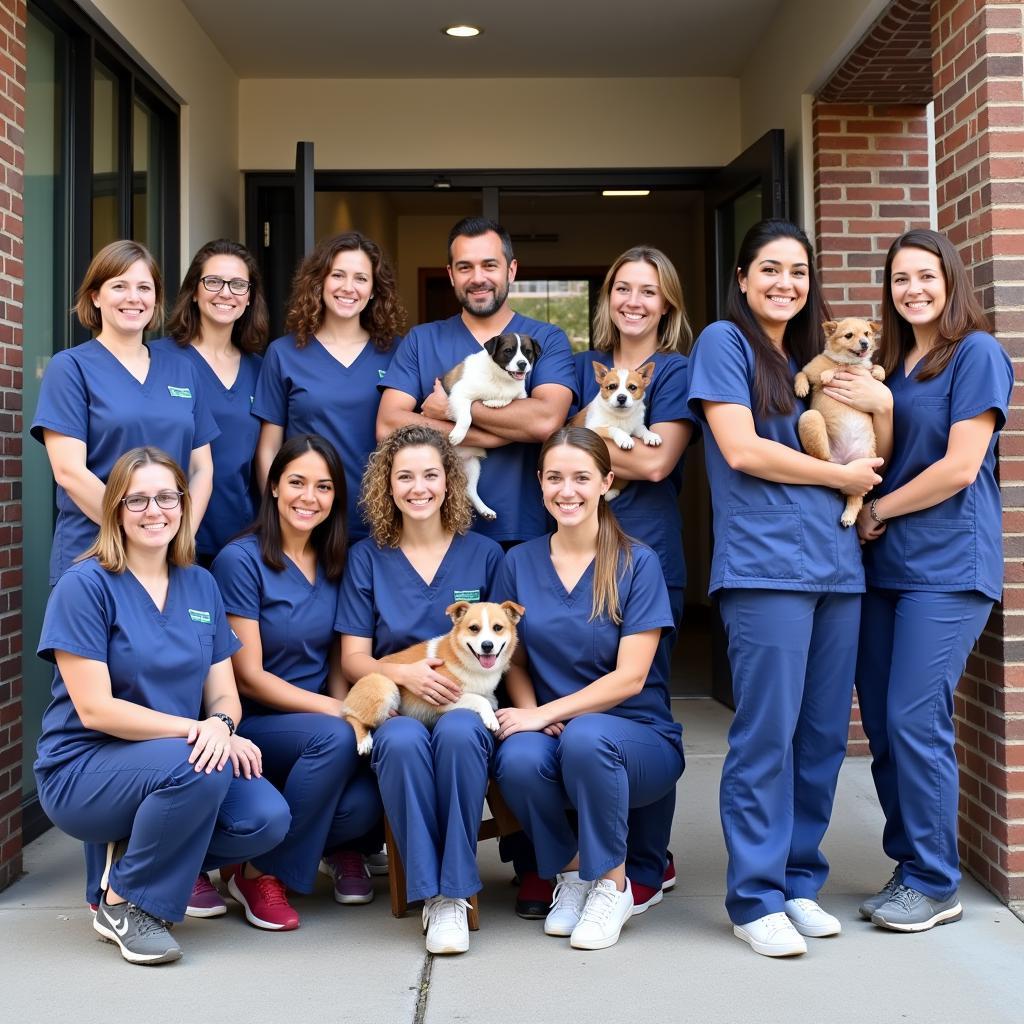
[
  {"x1": 443, "y1": 25, "x2": 482, "y2": 38},
  {"x1": 602, "y1": 190, "x2": 651, "y2": 197}
]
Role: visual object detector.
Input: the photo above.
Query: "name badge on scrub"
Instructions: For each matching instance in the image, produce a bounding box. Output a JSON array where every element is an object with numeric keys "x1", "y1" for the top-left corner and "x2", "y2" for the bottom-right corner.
[
  {"x1": 188, "y1": 609, "x2": 212, "y2": 623},
  {"x1": 168, "y1": 385, "x2": 193, "y2": 399},
  {"x1": 453, "y1": 589, "x2": 480, "y2": 603}
]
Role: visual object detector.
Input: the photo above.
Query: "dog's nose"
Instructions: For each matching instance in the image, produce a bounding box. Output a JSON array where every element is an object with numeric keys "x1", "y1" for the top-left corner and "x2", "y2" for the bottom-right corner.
[
  {"x1": 516, "y1": 360, "x2": 527, "y2": 370},
  {"x1": 616, "y1": 394, "x2": 627, "y2": 405},
  {"x1": 859, "y1": 340, "x2": 869, "y2": 351},
  {"x1": 480, "y1": 640, "x2": 494, "y2": 653}
]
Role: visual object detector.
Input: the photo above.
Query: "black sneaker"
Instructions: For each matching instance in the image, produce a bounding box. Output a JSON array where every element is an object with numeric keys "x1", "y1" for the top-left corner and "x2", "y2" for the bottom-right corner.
[{"x1": 93, "y1": 893, "x2": 182, "y2": 965}]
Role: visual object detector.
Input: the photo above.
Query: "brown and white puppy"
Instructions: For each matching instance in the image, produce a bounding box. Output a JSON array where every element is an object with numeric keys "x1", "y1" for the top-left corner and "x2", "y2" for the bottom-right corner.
[
  {"x1": 441, "y1": 332, "x2": 541, "y2": 520},
  {"x1": 794, "y1": 317, "x2": 886, "y2": 527},
  {"x1": 341, "y1": 600, "x2": 525, "y2": 755},
  {"x1": 570, "y1": 361, "x2": 660, "y2": 500}
]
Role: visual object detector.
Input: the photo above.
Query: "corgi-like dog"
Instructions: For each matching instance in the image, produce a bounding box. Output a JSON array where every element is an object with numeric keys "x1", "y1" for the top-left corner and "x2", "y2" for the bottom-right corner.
[
  {"x1": 341, "y1": 600, "x2": 525, "y2": 755},
  {"x1": 441, "y1": 332, "x2": 541, "y2": 520},
  {"x1": 794, "y1": 317, "x2": 886, "y2": 527},
  {"x1": 570, "y1": 361, "x2": 661, "y2": 500}
]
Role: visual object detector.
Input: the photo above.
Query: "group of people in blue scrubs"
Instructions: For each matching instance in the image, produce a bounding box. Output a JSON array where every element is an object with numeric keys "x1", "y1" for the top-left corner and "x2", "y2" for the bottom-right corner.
[{"x1": 30, "y1": 212, "x2": 1011, "y2": 965}]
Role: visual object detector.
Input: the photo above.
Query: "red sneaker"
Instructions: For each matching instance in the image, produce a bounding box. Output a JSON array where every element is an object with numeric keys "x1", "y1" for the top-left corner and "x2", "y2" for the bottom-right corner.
[
  {"x1": 631, "y1": 880, "x2": 664, "y2": 914},
  {"x1": 515, "y1": 871, "x2": 554, "y2": 920},
  {"x1": 227, "y1": 870, "x2": 299, "y2": 931},
  {"x1": 663, "y1": 852, "x2": 676, "y2": 891}
]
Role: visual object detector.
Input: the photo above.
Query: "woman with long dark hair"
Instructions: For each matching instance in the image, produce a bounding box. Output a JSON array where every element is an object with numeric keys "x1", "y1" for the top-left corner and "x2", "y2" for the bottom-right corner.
[{"x1": 687, "y1": 219, "x2": 887, "y2": 957}]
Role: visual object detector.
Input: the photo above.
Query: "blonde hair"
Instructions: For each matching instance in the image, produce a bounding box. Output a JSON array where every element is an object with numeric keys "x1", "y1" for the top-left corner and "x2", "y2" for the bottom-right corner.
[
  {"x1": 360, "y1": 425, "x2": 473, "y2": 548},
  {"x1": 592, "y1": 246, "x2": 692, "y2": 354},
  {"x1": 539, "y1": 427, "x2": 633, "y2": 624},
  {"x1": 80, "y1": 447, "x2": 194, "y2": 572},
  {"x1": 75, "y1": 240, "x2": 164, "y2": 334}
]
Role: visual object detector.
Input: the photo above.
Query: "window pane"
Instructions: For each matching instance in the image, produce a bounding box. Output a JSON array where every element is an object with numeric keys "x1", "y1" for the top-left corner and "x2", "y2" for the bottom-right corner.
[
  {"x1": 508, "y1": 280, "x2": 591, "y2": 352},
  {"x1": 133, "y1": 98, "x2": 163, "y2": 258},
  {"x1": 92, "y1": 62, "x2": 119, "y2": 252}
]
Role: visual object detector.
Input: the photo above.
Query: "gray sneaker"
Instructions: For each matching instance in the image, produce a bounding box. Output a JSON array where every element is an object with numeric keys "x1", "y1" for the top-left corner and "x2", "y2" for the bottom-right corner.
[
  {"x1": 93, "y1": 894, "x2": 182, "y2": 964},
  {"x1": 857, "y1": 870, "x2": 900, "y2": 920},
  {"x1": 870, "y1": 884, "x2": 962, "y2": 932}
]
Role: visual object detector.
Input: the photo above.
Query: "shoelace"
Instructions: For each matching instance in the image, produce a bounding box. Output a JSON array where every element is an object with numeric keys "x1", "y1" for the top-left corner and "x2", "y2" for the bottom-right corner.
[
  {"x1": 334, "y1": 851, "x2": 368, "y2": 879},
  {"x1": 426, "y1": 897, "x2": 471, "y2": 928},
  {"x1": 579, "y1": 883, "x2": 620, "y2": 925},
  {"x1": 550, "y1": 877, "x2": 589, "y2": 911},
  {"x1": 885, "y1": 884, "x2": 923, "y2": 912},
  {"x1": 192, "y1": 874, "x2": 219, "y2": 897},
  {"x1": 877, "y1": 871, "x2": 899, "y2": 901},
  {"x1": 762, "y1": 912, "x2": 796, "y2": 937},
  {"x1": 124, "y1": 903, "x2": 170, "y2": 938},
  {"x1": 254, "y1": 874, "x2": 290, "y2": 906}
]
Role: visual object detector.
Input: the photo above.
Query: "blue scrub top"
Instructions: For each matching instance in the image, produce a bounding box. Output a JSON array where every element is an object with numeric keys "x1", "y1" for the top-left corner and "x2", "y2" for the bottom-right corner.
[
  {"x1": 381, "y1": 312, "x2": 577, "y2": 543},
  {"x1": 34, "y1": 558, "x2": 239, "y2": 777},
  {"x1": 152, "y1": 339, "x2": 263, "y2": 557},
  {"x1": 687, "y1": 320, "x2": 864, "y2": 594},
  {"x1": 30, "y1": 339, "x2": 219, "y2": 584},
  {"x1": 495, "y1": 537, "x2": 680, "y2": 745},
  {"x1": 335, "y1": 531, "x2": 504, "y2": 657},
  {"x1": 252, "y1": 334, "x2": 397, "y2": 542},
  {"x1": 572, "y1": 349, "x2": 698, "y2": 589},
  {"x1": 864, "y1": 331, "x2": 1012, "y2": 600},
  {"x1": 211, "y1": 533, "x2": 341, "y2": 715}
]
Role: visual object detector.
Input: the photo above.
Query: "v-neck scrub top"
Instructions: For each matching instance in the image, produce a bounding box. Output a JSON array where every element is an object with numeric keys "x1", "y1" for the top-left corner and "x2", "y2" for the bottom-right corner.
[
  {"x1": 34, "y1": 558, "x2": 239, "y2": 777},
  {"x1": 381, "y1": 313, "x2": 577, "y2": 543},
  {"x1": 31, "y1": 339, "x2": 219, "y2": 584},
  {"x1": 335, "y1": 531, "x2": 504, "y2": 657},
  {"x1": 863, "y1": 331, "x2": 1012, "y2": 599},
  {"x1": 211, "y1": 533, "x2": 340, "y2": 715},
  {"x1": 495, "y1": 537, "x2": 680, "y2": 746},
  {"x1": 573, "y1": 350, "x2": 698, "y2": 588},
  {"x1": 252, "y1": 334, "x2": 397, "y2": 542},
  {"x1": 687, "y1": 321, "x2": 864, "y2": 594},
  {"x1": 152, "y1": 340, "x2": 263, "y2": 557}
]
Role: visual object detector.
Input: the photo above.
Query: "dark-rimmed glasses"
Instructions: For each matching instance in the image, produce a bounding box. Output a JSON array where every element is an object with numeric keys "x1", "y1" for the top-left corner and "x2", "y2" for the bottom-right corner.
[
  {"x1": 121, "y1": 491, "x2": 183, "y2": 512},
  {"x1": 200, "y1": 275, "x2": 251, "y2": 296}
]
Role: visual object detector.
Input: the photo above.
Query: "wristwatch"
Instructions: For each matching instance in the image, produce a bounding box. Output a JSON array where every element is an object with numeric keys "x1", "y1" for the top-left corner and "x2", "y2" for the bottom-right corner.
[{"x1": 211, "y1": 712, "x2": 236, "y2": 735}]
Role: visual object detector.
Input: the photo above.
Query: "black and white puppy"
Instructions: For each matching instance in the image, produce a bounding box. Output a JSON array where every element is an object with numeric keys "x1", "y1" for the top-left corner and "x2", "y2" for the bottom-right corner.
[{"x1": 440, "y1": 332, "x2": 541, "y2": 520}]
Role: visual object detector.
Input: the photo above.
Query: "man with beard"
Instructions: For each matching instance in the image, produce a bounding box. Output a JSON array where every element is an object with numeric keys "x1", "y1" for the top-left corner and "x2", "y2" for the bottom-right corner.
[{"x1": 377, "y1": 217, "x2": 576, "y2": 546}]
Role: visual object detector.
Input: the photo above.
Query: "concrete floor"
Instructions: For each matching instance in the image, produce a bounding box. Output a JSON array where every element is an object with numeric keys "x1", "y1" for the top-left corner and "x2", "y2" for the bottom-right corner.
[{"x1": 2, "y1": 699, "x2": 1022, "y2": 1024}]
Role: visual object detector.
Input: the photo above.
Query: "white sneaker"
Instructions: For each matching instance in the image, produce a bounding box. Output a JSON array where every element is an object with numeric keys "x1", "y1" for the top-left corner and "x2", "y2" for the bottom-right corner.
[
  {"x1": 570, "y1": 878, "x2": 634, "y2": 950},
  {"x1": 784, "y1": 898, "x2": 841, "y2": 937},
  {"x1": 422, "y1": 896, "x2": 470, "y2": 955},
  {"x1": 733, "y1": 912, "x2": 808, "y2": 957},
  {"x1": 365, "y1": 849, "x2": 389, "y2": 877},
  {"x1": 544, "y1": 871, "x2": 592, "y2": 936}
]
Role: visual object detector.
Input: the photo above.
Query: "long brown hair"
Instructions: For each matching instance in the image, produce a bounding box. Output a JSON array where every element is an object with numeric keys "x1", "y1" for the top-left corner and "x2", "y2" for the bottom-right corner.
[
  {"x1": 592, "y1": 245, "x2": 692, "y2": 354},
  {"x1": 75, "y1": 240, "x2": 164, "y2": 334},
  {"x1": 166, "y1": 239, "x2": 269, "y2": 354},
  {"x1": 80, "y1": 447, "x2": 194, "y2": 571},
  {"x1": 726, "y1": 219, "x2": 829, "y2": 418},
  {"x1": 539, "y1": 427, "x2": 633, "y2": 625},
  {"x1": 879, "y1": 229, "x2": 989, "y2": 380},
  {"x1": 284, "y1": 232, "x2": 405, "y2": 350}
]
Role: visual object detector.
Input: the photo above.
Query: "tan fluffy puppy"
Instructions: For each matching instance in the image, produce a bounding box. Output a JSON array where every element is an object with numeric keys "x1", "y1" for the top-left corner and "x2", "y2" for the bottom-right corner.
[
  {"x1": 794, "y1": 317, "x2": 886, "y2": 527},
  {"x1": 341, "y1": 600, "x2": 524, "y2": 755}
]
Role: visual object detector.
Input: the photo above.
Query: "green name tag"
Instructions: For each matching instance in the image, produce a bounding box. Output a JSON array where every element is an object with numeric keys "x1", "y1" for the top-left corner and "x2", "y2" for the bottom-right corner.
[
  {"x1": 188, "y1": 608, "x2": 212, "y2": 624},
  {"x1": 378, "y1": 369, "x2": 387, "y2": 379},
  {"x1": 168, "y1": 385, "x2": 192, "y2": 399},
  {"x1": 453, "y1": 589, "x2": 480, "y2": 603}
]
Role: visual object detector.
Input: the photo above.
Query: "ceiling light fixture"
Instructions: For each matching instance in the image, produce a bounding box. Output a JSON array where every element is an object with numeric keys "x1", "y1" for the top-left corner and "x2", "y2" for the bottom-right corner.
[
  {"x1": 602, "y1": 190, "x2": 651, "y2": 197},
  {"x1": 443, "y1": 25, "x2": 482, "y2": 38}
]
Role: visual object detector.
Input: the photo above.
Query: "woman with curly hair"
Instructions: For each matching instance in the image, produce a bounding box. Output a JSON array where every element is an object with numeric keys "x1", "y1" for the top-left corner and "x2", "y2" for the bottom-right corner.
[
  {"x1": 253, "y1": 232, "x2": 406, "y2": 541},
  {"x1": 336, "y1": 424, "x2": 504, "y2": 955}
]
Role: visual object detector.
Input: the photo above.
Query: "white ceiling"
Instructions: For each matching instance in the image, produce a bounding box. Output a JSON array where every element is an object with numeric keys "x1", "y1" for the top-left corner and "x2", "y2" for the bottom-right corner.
[{"x1": 180, "y1": 1, "x2": 784, "y2": 79}]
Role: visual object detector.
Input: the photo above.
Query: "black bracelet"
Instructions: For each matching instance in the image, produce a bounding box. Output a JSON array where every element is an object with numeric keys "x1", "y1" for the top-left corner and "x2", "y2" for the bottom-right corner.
[
  {"x1": 869, "y1": 498, "x2": 887, "y2": 525},
  {"x1": 210, "y1": 712, "x2": 236, "y2": 736}
]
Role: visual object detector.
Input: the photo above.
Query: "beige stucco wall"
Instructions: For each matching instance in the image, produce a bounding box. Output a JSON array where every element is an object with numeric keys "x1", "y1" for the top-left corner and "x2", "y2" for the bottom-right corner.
[
  {"x1": 238, "y1": 77, "x2": 741, "y2": 171},
  {"x1": 79, "y1": 0, "x2": 240, "y2": 274}
]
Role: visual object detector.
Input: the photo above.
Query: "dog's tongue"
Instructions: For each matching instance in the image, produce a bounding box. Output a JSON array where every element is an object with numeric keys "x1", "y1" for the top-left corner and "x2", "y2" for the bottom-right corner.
[
  {"x1": 478, "y1": 653, "x2": 497, "y2": 669},
  {"x1": 509, "y1": 371, "x2": 526, "y2": 380}
]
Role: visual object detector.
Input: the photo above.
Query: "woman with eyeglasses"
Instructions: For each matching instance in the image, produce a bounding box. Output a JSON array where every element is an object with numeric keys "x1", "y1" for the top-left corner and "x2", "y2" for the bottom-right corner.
[
  {"x1": 33, "y1": 446, "x2": 290, "y2": 966},
  {"x1": 156, "y1": 240, "x2": 269, "y2": 566},
  {"x1": 31, "y1": 240, "x2": 217, "y2": 586},
  {"x1": 253, "y1": 232, "x2": 406, "y2": 542}
]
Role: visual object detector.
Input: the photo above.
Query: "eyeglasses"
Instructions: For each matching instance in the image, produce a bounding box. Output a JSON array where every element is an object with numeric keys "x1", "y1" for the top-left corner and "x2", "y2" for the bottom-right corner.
[
  {"x1": 199, "y1": 275, "x2": 251, "y2": 296},
  {"x1": 121, "y1": 491, "x2": 183, "y2": 512}
]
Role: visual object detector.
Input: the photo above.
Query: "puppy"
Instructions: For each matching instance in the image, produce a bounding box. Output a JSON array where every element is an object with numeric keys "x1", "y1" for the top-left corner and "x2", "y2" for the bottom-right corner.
[
  {"x1": 341, "y1": 600, "x2": 524, "y2": 755},
  {"x1": 441, "y1": 332, "x2": 541, "y2": 520},
  {"x1": 570, "y1": 361, "x2": 661, "y2": 500},
  {"x1": 794, "y1": 317, "x2": 886, "y2": 526}
]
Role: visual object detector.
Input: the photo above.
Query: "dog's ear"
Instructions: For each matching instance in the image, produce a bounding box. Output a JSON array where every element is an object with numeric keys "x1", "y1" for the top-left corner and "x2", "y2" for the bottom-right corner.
[
  {"x1": 526, "y1": 336, "x2": 541, "y2": 359},
  {"x1": 593, "y1": 361, "x2": 610, "y2": 382},
  {"x1": 822, "y1": 320, "x2": 837, "y2": 336},
  {"x1": 445, "y1": 601, "x2": 472, "y2": 623},
  {"x1": 484, "y1": 335, "x2": 504, "y2": 357},
  {"x1": 869, "y1": 320, "x2": 882, "y2": 334},
  {"x1": 638, "y1": 362, "x2": 656, "y2": 386},
  {"x1": 500, "y1": 601, "x2": 525, "y2": 624}
]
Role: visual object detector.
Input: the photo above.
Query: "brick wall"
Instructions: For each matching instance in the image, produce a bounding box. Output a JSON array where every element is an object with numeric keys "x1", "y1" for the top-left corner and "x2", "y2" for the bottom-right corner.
[
  {"x1": 0, "y1": 0, "x2": 24, "y2": 892},
  {"x1": 932, "y1": 0, "x2": 1024, "y2": 904}
]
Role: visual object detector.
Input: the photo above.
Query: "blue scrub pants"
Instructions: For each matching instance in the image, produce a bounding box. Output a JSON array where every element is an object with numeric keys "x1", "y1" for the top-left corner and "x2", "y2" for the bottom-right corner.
[
  {"x1": 38, "y1": 738, "x2": 291, "y2": 922},
  {"x1": 718, "y1": 589, "x2": 859, "y2": 925},
  {"x1": 856, "y1": 588, "x2": 992, "y2": 899},
  {"x1": 239, "y1": 713, "x2": 382, "y2": 893},
  {"x1": 370, "y1": 710, "x2": 494, "y2": 903},
  {"x1": 494, "y1": 714, "x2": 684, "y2": 882}
]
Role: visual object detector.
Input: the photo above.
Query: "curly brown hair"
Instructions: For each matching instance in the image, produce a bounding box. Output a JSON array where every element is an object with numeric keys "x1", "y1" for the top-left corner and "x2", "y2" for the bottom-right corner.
[
  {"x1": 284, "y1": 232, "x2": 406, "y2": 350},
  {"x1": 360, "y1": 425, "x2": 473, "y2": 548}
]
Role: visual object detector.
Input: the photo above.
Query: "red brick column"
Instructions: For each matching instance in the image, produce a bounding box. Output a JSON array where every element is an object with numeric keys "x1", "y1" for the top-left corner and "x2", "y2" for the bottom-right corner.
[
  {"x1": 0, "y1": 0, "x2": 24, "y2": 892},
  {"x1": 932, "y1": 0, "x2": 1024, "y2": 904}
]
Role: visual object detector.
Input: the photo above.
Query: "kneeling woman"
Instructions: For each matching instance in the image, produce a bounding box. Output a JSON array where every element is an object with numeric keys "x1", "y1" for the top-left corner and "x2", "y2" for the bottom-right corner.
[
  {"x1": 211, "y1": 435, "x2": 381, "y2": 930},
  {"x1": 34, "y1": 447, "x2": 290, "y2": 965},
  {"x1": 337, "y1": 425, "x2": 503, "y2": 955},
  {"x1": 493, "y1": 427, "x2": 683, "y2": 950}
]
